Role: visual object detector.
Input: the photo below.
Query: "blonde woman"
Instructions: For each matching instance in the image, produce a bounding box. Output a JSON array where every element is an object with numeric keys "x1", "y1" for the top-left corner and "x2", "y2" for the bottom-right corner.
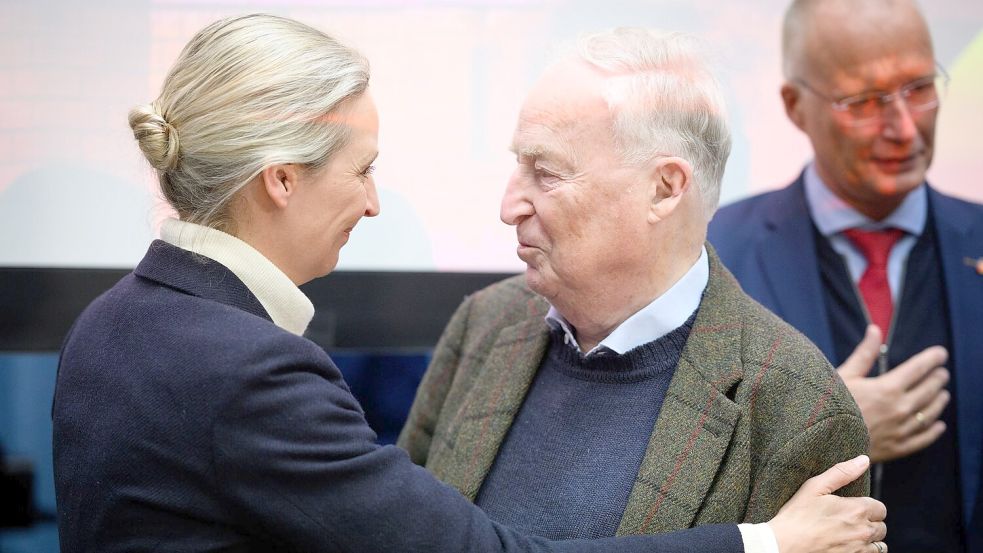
[{"x1": 52, "y1": 14, "x2": 886, "y2": 553}]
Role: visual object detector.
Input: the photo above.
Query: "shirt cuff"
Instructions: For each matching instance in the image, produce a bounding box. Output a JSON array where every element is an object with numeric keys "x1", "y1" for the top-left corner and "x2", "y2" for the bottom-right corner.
[{"x1": 738, "y1": 522, "x2": 781, "y2": 553}]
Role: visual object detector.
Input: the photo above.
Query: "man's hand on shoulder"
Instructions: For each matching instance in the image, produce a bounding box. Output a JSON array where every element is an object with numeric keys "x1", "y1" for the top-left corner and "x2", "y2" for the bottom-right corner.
[{"x1": 837, "y1": 325, "x2": 949, "y2": 463}]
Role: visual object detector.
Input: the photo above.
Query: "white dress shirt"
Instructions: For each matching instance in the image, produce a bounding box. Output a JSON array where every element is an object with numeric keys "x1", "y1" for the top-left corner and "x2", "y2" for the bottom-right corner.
[{"x1": 546, "y1": 247, "x2": 709, "y2": 356}]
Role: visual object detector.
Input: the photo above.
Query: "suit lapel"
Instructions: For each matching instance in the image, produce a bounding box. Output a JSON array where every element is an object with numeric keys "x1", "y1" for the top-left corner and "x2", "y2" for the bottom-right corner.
[
  {"x1": 617, "y1": 250, "x2": 743, "y2": 534},
  {"x1": 756, "y1": 178, "x2": 836, "y2": 359},
  {"x1": 930, "y1": 188, "x2": 983, "y2": 525},
  {"x1": 433, "y1": 315, "x2": 550, "y2": 501}
]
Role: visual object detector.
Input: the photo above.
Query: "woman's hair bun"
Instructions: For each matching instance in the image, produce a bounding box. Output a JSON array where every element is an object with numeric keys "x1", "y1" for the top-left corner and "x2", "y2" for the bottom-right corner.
[{"x1": 128, "y1": 103, "x2": 180, "y2": 172}]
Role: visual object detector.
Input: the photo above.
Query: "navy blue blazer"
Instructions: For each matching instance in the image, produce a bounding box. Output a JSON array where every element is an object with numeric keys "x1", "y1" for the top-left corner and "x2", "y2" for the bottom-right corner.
[
  {"x1": 53, "y1": 240, "x2": 741, "y2": 553},
  {"x1": 708, "y1": 176, "x2": 983, "y2": 548}
]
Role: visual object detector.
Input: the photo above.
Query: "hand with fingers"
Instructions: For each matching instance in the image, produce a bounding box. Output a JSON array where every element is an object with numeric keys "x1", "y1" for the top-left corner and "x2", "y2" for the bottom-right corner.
[
  {"x1": 836, "y1": 325, "x2": 950, "y2": 463},
  {"x1": 770, "y1": 455, "x2": 888, "y2": 553}
]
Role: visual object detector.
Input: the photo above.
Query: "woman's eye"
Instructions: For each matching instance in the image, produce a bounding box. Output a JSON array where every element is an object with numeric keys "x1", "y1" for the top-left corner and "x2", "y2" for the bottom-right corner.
[{"x1": 360, "y1": 165, "x2": 376, "y2": 178}]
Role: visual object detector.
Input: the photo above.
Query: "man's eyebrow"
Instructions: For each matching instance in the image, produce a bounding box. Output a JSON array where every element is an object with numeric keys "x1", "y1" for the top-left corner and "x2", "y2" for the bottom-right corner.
[{"x1": 509, "y1": 143, "x2": 552, "y2": 160}]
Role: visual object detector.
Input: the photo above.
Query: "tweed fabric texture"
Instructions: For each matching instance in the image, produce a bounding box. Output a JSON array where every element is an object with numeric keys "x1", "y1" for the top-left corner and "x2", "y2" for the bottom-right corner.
[{"x1": 398, "y1": 246, "x2": 869, "y2": 535}]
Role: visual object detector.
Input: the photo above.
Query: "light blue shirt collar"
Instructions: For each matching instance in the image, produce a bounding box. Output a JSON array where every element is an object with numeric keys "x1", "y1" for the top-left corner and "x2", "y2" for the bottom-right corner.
[
  {"x1": 803, "y1": 162, "x2": 926, "y2": 237},
  {"x1": 546, "y1": 246, "x2": 709, "y2": 356}
]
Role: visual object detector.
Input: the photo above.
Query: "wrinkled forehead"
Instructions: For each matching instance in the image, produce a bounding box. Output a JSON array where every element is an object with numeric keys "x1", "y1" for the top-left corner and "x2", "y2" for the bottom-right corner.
[{"x1": 512, "y1": 59, "x2": 614, "y2": 150}]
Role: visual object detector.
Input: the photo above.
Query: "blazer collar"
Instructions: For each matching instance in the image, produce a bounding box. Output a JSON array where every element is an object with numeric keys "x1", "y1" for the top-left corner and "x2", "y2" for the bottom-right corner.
[
  {"x1": 616, "y1": 247, "x2": 744, "y2": 534},
  {"x1": 134, "y1": 240, "x2": 272, "y2": 324},
  {"x1": 437, "y1": 302, "x2": 551, "y2": 501},
  {"x1": 757, "y1": 175, "x2": 836, "y2": 359}
]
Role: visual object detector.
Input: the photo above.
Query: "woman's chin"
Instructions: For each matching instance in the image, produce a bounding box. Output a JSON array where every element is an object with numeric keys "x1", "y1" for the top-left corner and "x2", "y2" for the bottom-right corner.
[{"x1": 319, "y1": 254, "x2": 342, "y2": 279}]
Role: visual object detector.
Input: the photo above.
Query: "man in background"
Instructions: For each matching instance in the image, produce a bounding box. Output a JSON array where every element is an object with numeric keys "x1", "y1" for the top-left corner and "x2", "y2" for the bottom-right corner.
[{"x1": 709, "y1": 1, "x2": 983, "y2": 551}]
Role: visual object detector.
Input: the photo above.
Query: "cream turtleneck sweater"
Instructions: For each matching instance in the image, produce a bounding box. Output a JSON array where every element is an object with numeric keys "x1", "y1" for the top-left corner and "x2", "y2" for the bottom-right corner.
[{"x1": 159, "y1": 218, "x2": 314, "y2": 336}]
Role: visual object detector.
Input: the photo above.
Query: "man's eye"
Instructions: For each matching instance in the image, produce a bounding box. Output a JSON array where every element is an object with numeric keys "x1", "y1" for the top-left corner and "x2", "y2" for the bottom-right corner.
[
  {"x1": 845, "y1": 96, "x2": 881, "y2": 119},
  {"x1": 536, "y1": 168, "x2": 561, "y2": 188},
  {"x1": 905, "y1": 81, "x2": 937, "y2": 103}
]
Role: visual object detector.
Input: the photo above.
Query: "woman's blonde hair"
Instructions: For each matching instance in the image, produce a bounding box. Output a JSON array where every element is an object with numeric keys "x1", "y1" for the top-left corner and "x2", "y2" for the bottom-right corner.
[{"x1": 129, "y1": 14, "x2": 369, "y2": 232}]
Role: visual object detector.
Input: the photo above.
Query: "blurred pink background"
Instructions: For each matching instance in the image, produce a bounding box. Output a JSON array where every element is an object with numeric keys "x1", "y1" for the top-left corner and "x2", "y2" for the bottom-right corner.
[{"x1": 0, "y1": 0, "x2": 979, "y2": 271}]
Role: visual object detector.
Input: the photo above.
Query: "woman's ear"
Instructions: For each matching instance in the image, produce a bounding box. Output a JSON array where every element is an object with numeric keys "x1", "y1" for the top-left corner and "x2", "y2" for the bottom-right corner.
[
  {"x1": 259, "y1": 164, "x2": 302, "y2": 209},
  {"x1": 648, "y1": 157, "x2": 694, "y2": 223}
]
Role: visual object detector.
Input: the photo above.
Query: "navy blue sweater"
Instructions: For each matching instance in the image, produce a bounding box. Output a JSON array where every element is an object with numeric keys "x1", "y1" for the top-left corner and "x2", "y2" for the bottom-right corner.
[{"x1": 477, "y1": 317, "x2": 692, "y2": 539}]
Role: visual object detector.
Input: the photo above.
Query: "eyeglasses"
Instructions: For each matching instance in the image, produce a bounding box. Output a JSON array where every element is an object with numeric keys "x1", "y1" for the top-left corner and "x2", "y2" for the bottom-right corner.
[{"x1": 794, "y1": 65, "x2": 950, "y2": 127}]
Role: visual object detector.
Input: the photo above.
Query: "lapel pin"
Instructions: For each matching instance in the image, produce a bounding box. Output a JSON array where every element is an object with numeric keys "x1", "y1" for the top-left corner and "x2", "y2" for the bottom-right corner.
[{"x1": 964, "y1": 257, "x2": 983, "y2": 275}]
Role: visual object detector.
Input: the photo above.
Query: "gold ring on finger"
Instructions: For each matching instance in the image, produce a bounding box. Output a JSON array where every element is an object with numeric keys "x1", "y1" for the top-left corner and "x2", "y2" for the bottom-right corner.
[{"x1": 915, "y1": 411, "x2": 926, "y2": 427}]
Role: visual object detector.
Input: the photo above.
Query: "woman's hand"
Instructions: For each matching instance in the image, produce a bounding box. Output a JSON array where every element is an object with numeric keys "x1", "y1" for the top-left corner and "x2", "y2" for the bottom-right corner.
[{"x1": 769, "y1": 455, "x2": 888, "y2": 553}]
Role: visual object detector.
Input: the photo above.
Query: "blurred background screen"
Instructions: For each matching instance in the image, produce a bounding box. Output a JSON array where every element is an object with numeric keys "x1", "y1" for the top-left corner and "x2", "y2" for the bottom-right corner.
[{"x1": 1, "y1": 0, "x2": 980, "y2": 272}]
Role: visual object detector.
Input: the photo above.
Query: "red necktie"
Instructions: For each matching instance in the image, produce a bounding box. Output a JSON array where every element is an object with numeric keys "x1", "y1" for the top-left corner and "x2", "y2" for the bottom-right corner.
[{"x1": 842, "y1": 228, "x2": 905, "y2": 339}]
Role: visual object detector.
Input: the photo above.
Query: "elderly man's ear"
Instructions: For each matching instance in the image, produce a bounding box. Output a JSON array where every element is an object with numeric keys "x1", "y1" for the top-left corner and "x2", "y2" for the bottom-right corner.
[{"x1": 648, "y1": 157, "x2": 693, "y2": 223}]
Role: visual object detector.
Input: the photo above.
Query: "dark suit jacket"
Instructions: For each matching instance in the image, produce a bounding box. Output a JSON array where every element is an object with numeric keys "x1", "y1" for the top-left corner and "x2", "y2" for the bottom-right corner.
[
  {"x1": 708, "y1": 176, "x2": 983, "y2": 548},
  {"x1": 52, "y1": 240, "x2": 742, "y2": 553},
  {"x1": 399, "y1": 248, "x2": 869, "y2": 535}
]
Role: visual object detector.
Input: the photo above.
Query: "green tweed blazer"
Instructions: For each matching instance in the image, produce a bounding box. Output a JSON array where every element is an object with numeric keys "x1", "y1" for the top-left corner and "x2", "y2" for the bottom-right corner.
[{"x1": 398, "y1": 247, "x2": 869, "y2": 535}]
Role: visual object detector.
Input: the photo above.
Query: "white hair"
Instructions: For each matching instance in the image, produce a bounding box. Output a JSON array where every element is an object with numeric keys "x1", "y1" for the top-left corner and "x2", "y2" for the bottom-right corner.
[
  {"x1": 128, "y1": 14, "x2": 369, "y2": 233},
  {"x1": 575, "y1": 28, "x2": 731, "y2": 220}
]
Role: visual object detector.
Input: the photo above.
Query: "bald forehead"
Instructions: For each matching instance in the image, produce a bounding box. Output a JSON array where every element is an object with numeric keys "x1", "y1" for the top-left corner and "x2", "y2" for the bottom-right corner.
[
  {"x1": 521, "y1": 58, "x2": 611, "y2": 124},
  {"x1": 511, "y1": 58, "x2": 614, "y2": 158},
  {"x1": 783, "y1": 0, "x2": 934, "y2": 79}
]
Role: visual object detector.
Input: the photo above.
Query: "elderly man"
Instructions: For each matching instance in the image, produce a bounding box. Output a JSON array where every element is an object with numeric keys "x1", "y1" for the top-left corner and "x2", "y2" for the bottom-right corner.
[
  {"x1": 708, "y1": 1, "x2": 983, "y2": 551},
  {"x1": 400, "y1": 28, "x2": 874, "y2": 553}
]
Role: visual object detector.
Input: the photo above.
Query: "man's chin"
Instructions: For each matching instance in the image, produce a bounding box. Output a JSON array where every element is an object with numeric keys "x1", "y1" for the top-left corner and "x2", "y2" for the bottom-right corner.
[
  {"x1": 869, "y1": 157, "x2": 929, "y2": 194},
  {"x1": 871, "y1": 172, "x2": 925, "y2": 198},
  {"x1": 523, "y1": 267, "x2": 552, "y2": 298}
]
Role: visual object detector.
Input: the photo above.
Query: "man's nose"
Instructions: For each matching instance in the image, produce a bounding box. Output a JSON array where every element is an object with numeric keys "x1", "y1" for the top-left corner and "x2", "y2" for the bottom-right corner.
[
  {"x1": 880, "y1": 95, "x2": 919, "y2": 143},
  {"x1": 500, "y1": 169, "x2": 534, "y2": 226}
]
